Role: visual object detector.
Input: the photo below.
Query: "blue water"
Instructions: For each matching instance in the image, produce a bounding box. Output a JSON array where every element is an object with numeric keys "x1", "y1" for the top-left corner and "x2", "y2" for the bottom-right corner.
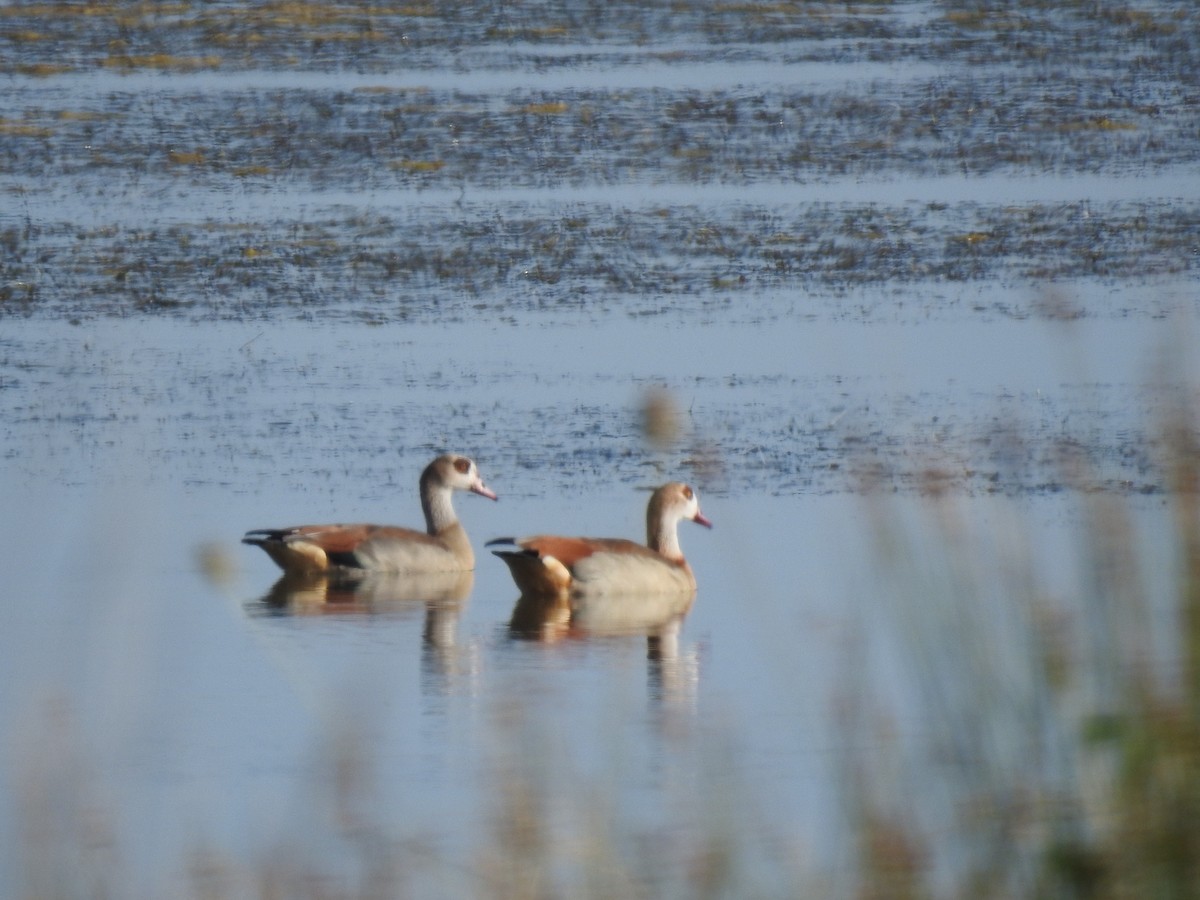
[
  {"x1": 0, "y1": 308, "x2": 1191, "y2": 894},
  {"x1": 2, "y1": 0, "x2": 1199, "y2": 892}
]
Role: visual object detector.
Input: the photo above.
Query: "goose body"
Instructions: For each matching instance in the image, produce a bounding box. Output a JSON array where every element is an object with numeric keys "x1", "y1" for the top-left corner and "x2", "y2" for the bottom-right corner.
[
  {"x1": 243, "y1": 454, "x2": 496, "y2": 576},
  {"x1": 489, "y1": 482, "x2": 711, "y2": 598}
]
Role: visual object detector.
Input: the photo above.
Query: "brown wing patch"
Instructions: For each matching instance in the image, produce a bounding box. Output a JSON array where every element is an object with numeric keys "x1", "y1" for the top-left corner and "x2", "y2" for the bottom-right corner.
[
  {"x1": 517, "y1": 536, "x2": 654, "y2": 567},
  {"x1": 282, "y1": 524, "x2": 372, "y2": 554},
  {"x1": 514, "y1": 536, "x2": 594, "y2": 567},
  {"x1": 286, "y1": 523, "x2": 438, "y2": 553}
]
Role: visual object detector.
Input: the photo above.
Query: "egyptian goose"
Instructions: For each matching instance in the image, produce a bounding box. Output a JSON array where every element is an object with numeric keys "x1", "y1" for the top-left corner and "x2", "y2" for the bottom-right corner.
[
  {"x1": 243, "y1": 454, "x2": 497, "y2": 576},
  {"x1": 488, "y1": 482, "x2": 712, "y2": 597}
]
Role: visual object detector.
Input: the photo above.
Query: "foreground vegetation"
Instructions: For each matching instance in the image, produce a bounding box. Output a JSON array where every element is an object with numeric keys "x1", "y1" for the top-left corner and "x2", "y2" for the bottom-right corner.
[{"x1": 850, "y1": 394, "x2": 1200, "y2": 900}]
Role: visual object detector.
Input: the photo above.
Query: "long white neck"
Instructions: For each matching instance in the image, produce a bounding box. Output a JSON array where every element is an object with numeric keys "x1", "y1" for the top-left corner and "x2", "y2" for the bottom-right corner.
[
  {"x1": 648, "y1": 513, "x2": 683, "y2": 561},
  {"x1": 421, "y1": 481, "x2": 458, "y2": 535}
]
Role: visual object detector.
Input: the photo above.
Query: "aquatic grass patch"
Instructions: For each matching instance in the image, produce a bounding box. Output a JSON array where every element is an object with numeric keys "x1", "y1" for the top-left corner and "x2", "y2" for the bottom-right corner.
[
  {"x1": 1058, "y1": 117, "x2": 1139, "y2": 133},
  {"x1": 0, "y1": 119, "x2": 54, "y2": 139},
  {"x1": 519, "y1": 100, "x2": 571, "y2": 116},
  {"x1": 387, "y1": 158, "x2": 446, "y2": 173},
  {"x1": 3, "y1": 201, "x2": 1197, "y2": 321},
  {"x1": 166, "y1": 149, "x2": 206, "y2": 166},
  {"x1": 0, "y1": 0, "x2": 1194, "y2": 77},
  {"x1": 14, "y1": 62, "x2": 73, "y2": 76},
  {"x1": 101, "y1": 52, "x2": 222, "y2": 71},
  {"x1": 1098, "y1": 6, "x2": 1182, "y2": 38},
  {"x1": 4, "y1": 75, "x2": 1195, "y2": 187},
  {"x1": 230, "y1": 164, "x2": 273, "y2": 178},
  {"x1": 4, "y1": 28, "x2": 49, "y2": 43},
  {"x1": 485, "y1": 23, "x2": 572, "y2": 41},
  {"x1": 54, "y1": 110, "x2": 106, "y2": 122}
]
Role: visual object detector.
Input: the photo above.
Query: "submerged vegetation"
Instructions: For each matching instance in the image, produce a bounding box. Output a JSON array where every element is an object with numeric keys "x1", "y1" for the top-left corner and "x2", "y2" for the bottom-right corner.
[
  {"x1": 1, "y1": 0, "x2": 1198, "y2": 322},
  {"x1": 2, "y1": 202, "x2": 1196, "y2": 320},
  {"x1": 0, "y1": 0, "x2": 1192, "y2": 74}
]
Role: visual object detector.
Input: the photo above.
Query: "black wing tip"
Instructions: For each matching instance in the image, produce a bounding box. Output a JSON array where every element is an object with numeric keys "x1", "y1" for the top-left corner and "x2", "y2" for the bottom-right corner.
[
  {"x1": 242, "y1": 529, "x2": 285, "y2": 545},
  {"x1": 491, "y1": 548, "x2": 540, "y2": 562}
]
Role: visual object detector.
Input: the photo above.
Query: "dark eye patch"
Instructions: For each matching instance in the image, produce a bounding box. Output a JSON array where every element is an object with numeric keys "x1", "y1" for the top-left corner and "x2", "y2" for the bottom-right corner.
[{"x1": 454, "y1": 457, "x2": 471, "y2": 474}]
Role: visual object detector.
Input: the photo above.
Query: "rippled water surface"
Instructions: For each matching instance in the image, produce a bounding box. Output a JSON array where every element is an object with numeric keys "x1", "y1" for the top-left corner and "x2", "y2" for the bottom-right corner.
[{"x1": 2, "y1": 1, "x2": 1199, "y2": 894}]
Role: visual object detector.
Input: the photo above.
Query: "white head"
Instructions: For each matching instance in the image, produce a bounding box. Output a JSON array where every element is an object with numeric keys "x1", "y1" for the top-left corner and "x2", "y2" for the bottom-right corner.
[
  {"x1": 423, "y1": 454, "x2": 498, "y2": 500},
  {"x1": 646, "y1": 482, "x2": 712, "y2": 556},
  {"x1": 420, "y1": 454, "x2": 497, "y2": 534}
]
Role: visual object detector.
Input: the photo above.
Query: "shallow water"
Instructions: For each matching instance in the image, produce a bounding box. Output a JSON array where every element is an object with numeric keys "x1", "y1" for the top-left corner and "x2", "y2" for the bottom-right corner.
[
  {"x1": 0, "y1": 310, "x2": 1192, "y2": 894},
  {"x1": 2, "y1": 0, "x2": 1199, "y2": 894}
]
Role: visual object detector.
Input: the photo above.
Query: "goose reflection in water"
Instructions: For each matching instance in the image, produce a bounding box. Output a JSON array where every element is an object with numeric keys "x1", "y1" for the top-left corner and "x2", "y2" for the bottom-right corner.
[
  {"x1": 507, "y1": 589, "x2": 700, "y2": 718},
  {"x1": 247, "y1": 570, "x2": 476, "y2": 693},
  {"x1": 252, "y1": 569, "x2": 473, "y2": 615},
  {"x1": 507, "y1": 588, "x2": 694, "y2": 643}
]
